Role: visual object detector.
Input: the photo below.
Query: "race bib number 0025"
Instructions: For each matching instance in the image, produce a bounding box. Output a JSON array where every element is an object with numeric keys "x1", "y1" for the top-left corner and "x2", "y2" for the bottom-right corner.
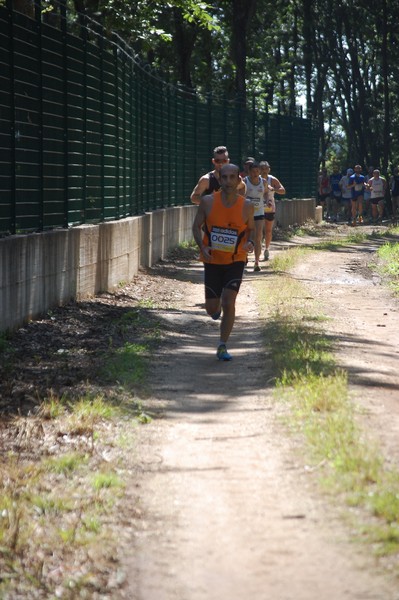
[{"x1": 210, "y1": 226, "x2": 238, "y2": 253}]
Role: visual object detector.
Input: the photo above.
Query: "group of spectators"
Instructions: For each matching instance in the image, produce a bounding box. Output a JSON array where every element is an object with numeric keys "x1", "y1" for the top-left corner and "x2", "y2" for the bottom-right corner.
[{"x1": 317, "y1": 165, "x2": 399, "y2": 225}]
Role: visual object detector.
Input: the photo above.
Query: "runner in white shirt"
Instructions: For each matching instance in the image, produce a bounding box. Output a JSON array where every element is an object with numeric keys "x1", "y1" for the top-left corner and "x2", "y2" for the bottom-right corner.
[
  {"x1": 259, "y1": 161, "x2": 286, "y2": 261},
  {"x1": 366, "y1": 169, "x2": 387, "y2": 224},
  {"x1": 245, "y1": 161, "x2": 265, "y2": 272}
]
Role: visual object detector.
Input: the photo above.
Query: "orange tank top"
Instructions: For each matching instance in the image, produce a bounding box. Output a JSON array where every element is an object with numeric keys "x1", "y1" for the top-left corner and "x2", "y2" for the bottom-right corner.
[{"x1": 201, "y1": 191, "x2": 248, "y2": 264}]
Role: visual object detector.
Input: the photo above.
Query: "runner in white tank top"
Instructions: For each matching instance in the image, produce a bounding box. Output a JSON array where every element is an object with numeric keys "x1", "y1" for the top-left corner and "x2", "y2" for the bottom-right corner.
[
  {"x1": 245, "y1": 162, "x2": 265, "y2": 271},
  {"x1": 260, "y1": 161, "x2": 286, "y2": 261},
  {"x1": 366, "y1": 169, "x2": 387, "y2": 223}
]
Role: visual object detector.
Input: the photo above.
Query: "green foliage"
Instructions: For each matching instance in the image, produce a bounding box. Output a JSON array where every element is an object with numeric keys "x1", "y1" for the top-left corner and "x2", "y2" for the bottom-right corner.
[
  {"x1": 91, "y1": 472, "x2": 123, "y2": 491},
  {"x1": 19, "y1": 0, "x2": 399, "y2": 163},
  {"x1": 104, "y1": 342, "x2": 148, "y2": 388},
  {"x1": 43, "y1": 453, "x2": 88, "y2": 475},
  {"x1": 376, "y1": 241, "x2": 399, "y2": 294}
]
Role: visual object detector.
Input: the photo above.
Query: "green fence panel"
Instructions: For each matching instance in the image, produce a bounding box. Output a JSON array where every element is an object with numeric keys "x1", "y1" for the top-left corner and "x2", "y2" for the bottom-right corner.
[{"x1": 0, "y1": 3, "x2": 318, "y2": 237}]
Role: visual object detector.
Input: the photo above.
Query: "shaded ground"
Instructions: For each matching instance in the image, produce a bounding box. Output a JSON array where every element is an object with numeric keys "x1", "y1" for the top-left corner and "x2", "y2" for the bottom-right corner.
[{"x1": 1, "y1": 222, "x2": 399, "y2": 599}]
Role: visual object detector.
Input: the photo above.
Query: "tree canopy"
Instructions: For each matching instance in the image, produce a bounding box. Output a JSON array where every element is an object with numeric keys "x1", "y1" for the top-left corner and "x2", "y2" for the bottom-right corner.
[{"x1": 18, "y1": 0, "x2": 399, "y2": 171}]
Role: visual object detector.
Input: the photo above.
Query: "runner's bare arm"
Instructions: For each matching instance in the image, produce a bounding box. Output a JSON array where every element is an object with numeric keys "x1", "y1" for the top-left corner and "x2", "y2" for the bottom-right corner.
[
  {"x1": 192, "y1": 197, "x2": 212, "y2": 259},
  {"x1": 271, "y1": 176, "x2": 286, "y2": 195},
  {"x1": 190, "y1": 175, "x2": 210, "y2": 205},
  {"x1": 243, "y1": 201, "x2": 255, "y2": 252},
  {"x1": 238, "y1": 177, "x2": 246, "y2": 195}
]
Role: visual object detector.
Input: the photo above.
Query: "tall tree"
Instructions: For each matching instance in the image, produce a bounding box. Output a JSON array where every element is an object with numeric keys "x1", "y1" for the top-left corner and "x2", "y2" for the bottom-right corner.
[{"x1": 230, "y1": 0, "x2": 257, "y2": 104}]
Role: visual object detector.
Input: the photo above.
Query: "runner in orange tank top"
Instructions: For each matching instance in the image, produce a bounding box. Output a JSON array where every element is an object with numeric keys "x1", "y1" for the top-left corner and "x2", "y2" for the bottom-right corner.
[{"x1": 192, "y1": 164, "x2": 255, "y2": 361}]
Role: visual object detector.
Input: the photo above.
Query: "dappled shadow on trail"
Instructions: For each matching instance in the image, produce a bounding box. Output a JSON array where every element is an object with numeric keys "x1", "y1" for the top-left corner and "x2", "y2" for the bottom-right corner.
[
  {"x1": 327, "y1": 330, "x2": 399, "y2": 393},
  {"x1": 0, "y1": 249, "x2": 273, "y2": 419},
  {"x1": 144, "y1": 276, "x2": 274, "y2": 419},
  {"x1": 0, "y1": 250, "x2": 205, "y2": 416}
]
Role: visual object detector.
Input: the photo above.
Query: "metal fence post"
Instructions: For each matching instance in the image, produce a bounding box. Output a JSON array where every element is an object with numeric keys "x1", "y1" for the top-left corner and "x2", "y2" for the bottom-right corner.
[
  {"x1": 6, "y1": 0, "x2": 16, "y2": 234},
  {"x1": 35, "y1": 0, "x2": 44, "y2": 231},
  {"x1": 81, "y1": 15, "x2": 88, "y2": 222},
  {"x1": 60, "y1": 0, "x2": 68, "y2": 228},
  {"x1": 113, "y1": 42, "x2": 120, "y2": 219},
  {"x1": 128, "y1": 57, "x2": 134, "y2": 215},
  {"x1": 99, "y1": 22, "x2": 105, "y2": 221}
]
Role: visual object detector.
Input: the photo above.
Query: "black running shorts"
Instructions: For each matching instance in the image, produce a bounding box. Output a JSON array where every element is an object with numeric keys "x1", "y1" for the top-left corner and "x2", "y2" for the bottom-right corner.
[{"x1": 204, "y1": 261, "x2": 245, "y2": 299}]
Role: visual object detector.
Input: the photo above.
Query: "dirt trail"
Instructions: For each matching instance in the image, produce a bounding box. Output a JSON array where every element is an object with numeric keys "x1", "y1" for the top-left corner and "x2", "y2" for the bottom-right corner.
[
  {"x1": 125, "y1": 233, "x2": 399, "y2": 600},
  {"x1": 290, "y1": 237, "x2": 399, "y2": 469}
]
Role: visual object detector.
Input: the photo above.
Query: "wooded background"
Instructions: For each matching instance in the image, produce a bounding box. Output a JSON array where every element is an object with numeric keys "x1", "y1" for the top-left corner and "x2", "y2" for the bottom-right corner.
[
  {"x1": 1, "y1": 0, "x2": 319, "y2": 235},
  {"x1": 11, "y1": 0, "x2": 399, "y2": 172}
]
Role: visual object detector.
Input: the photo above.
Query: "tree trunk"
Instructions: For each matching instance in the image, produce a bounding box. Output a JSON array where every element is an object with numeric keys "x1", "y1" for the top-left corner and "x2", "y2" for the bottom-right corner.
[
  {"x1": 381, "y1": 0, "x2": 390, "y2": 172},
  {"x1": 231, "y1": 0, "x2": 257, "y2": 105},
  {"x1": 172, "y1": 8, "x2": 198, "y2": 89},
  {"x1": 301, "y1": 0, "x2": 313, "y2": 116},
  {"x1": 13, "y1": 0, "x2": 34, "y2": 18}
]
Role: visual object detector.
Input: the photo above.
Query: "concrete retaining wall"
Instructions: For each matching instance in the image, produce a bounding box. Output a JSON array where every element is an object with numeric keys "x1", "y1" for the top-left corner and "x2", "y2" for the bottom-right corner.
[
  {"x1": 0, "y1": 205, "x2": 196, "y2": 333},
  {"x1": 0, "y1": 199, "x2": 316, "y2": 333},
  {"x1": 275, "y1": 197, "x2": 315, "y2": 228}
]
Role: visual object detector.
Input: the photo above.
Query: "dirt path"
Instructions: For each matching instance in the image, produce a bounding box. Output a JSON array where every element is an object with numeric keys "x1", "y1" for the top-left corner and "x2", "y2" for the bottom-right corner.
[
  {"x1": 124, "y1": 232, "x2": 399, "y2": 600},
  {"x1": 291, "y1": 237, "x2": 399, "y2": 469}
]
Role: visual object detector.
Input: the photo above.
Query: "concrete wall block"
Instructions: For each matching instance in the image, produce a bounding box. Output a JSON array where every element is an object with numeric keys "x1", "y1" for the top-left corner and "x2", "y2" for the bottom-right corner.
[
  {"x1": 164, "y1": 207, "x2": 182, "y2": 249},
  {"x1": 180, "y1": 206, "x2": 196, "y2": 241},
  {"x1": 75, "y1": 226, "x2": 101, "y2": 300},
  {"x1": 127, "y1": 217, "x2": 142, "y2": 279},
  {"x1": 0, "y1": 200, "x2": 312, "y2": 333},
  {"x1": 42, "y1": 230, "x2": 77, "y2": 307},
  {"x1": 98, "y1": 221, "x2": 130, "y2": 291},
  {"x1": 140, "y1": 213, "x2": 153, "y2": 268},
  {"x1": 150, "y1": 210, "x2": 166, "y2": 263},
  {"x1": 276, "y1": 198, "x2": 315, "y2": 228}
]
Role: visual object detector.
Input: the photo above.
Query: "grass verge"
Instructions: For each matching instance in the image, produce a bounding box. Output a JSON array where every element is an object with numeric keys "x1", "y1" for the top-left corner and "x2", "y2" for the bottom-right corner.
[
  {"x1": 0, "y1": 395, "x2": 138, "y2": 598},
  {"x1": 0, "y1": 291, "x2": 161, "y2": 597},
  {"x1": 255, "y1": 246, "x2": 399, "y2": 566},
  {"x1": 374, "y1": 241, "x2": 399, "y2": 295}
]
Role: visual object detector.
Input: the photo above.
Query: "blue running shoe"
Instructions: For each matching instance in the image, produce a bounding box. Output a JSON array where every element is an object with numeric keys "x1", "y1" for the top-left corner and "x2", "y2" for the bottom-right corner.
[
  {"x1": 216, "y1": 344, "x2": 232, "y2": 361},
  {"x1": 211, "y1": 310, "x2": 221, "y2": 320}
]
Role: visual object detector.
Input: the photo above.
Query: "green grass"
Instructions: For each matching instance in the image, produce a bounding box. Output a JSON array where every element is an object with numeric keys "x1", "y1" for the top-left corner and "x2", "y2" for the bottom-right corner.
[
  {"x1": 91, "y1": 471, "x2": 123, "y2": 491},
  {"x1": 29, "y1": 494, "x2": 74, "y2": 515},
  {"x1": 178, "y1": 239, "x2": 197, "y2": 249},
  {"x1": 71, "y1": 394, "x2": 119, "y2": 420},
  {"x1": 104, "y1": 341, "x2": 148, "y2": 388},
  {"x1": 312, "y1": 232, "x2": 367, "y2": 250},
  {"x1": 38, "y1": 393, "x2": 67, "y2": 419},
  {"x1": 375, "y1": 241, "x2": 399, "y2": 294},
  {"x1": 270, "y1": 247, "x2": 310, "y2": 273},
  {"x1": 255, "y1": 247, "x2": 399, "y2": 563},
  {"x1": 288, "y1": 223, "x2": 399, "y2": 251},
  {"x1": 43, "y1": 452, "x2": 88, "y2": 474},
  {"x1": 0, "y1": 281, "x2": 165, "y2": 597}
]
